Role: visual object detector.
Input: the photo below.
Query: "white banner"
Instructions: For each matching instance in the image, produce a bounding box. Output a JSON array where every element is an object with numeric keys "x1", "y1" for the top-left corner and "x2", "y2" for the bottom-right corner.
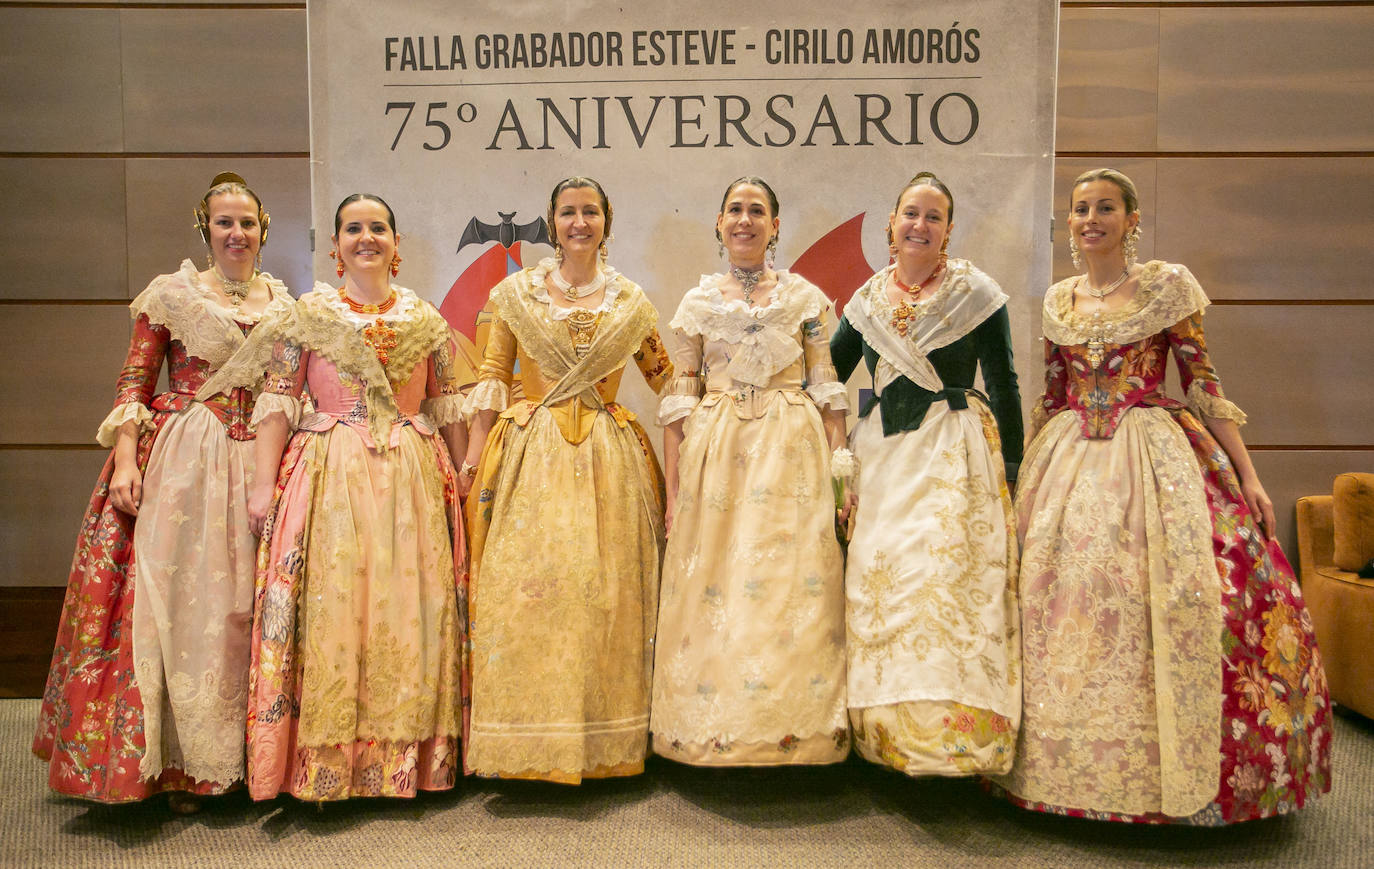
[{"x1": 307, "y1": 0, "x2": 1058, "y2": 430}]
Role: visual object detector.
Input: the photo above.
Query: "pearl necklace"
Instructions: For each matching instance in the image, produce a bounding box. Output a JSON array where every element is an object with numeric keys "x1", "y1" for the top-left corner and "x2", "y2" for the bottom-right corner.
[
  {"x1": 1084, "y1": 267, "x2": 1131, "y2": 301},
  {"x1": 550, "y1": 267, "x2": 606, "y2": 301}
]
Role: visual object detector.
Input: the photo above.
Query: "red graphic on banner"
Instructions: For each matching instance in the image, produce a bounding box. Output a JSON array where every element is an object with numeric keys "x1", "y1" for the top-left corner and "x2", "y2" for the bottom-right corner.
[
  {"x1": 440, "y1": 241, "x2": 524, "y2": 340},
  {"x1": 788, "y1": 213, "x2": 874, "y2": 318}
]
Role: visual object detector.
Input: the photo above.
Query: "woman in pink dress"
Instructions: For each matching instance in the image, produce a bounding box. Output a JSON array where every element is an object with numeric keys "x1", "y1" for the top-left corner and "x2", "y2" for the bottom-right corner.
[
  {"x1": 34, "y1": 173, "x2": 290, "y2": 812},
  {"x1": 203, "y1": 193, "x2": 469, "y2": 801},
  {"x1": 991, "y1": 168, "x2": 1331, "y2": 824}
]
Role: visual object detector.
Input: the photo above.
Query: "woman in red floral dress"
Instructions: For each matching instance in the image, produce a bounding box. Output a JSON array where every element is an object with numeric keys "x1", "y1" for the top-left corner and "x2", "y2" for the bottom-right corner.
[
  {"x1": 990, "y1": 168, "x2": 1331, "y2": 824},
  {"x1": 32, "y1": 173, "x2": 291, "y2": 812}
]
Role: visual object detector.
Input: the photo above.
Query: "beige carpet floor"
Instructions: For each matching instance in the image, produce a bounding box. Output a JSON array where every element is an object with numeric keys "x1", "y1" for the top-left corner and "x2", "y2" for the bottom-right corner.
[{"x1": 4, "y1": 699, "x2": 1371, "y2": 868}]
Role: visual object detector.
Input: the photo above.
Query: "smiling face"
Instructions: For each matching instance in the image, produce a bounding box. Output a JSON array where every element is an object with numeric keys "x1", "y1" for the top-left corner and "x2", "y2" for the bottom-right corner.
[
  {"x1": 888, "y1": 184, "x2": 952, "y2": 268},
  {"x1": 332, "y1": 199, "x2": 397, "y2": 278},
  {"x1": 1069, "y1": 179, "x2": 1139, "y2": 261},
  {"x1": 716, "y1": 183, "x2": 779, "y2": 267},
  {"x1": 206, "y1": 192, "x2": 263, "y2": 273},
  {"x1": 552, "y1": 186, "x2": 606, "y2": 259}
]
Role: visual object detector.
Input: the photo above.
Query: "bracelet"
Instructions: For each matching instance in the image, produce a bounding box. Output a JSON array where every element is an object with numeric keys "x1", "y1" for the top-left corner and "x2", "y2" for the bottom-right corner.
[{"x1": 460, "y1": 461, "x2": 478, "y2": 477}]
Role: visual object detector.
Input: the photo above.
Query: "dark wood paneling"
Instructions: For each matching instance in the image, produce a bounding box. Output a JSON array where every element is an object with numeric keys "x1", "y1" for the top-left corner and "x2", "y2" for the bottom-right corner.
[{"x1": 0, "y1": 587, "x2": 64, "y2": 699}]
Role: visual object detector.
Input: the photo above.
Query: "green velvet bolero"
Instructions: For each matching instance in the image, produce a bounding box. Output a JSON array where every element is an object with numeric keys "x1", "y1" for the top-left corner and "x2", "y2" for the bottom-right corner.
[{"x1": 829, "y1": 304, "x2": 1024, "y2": 478}]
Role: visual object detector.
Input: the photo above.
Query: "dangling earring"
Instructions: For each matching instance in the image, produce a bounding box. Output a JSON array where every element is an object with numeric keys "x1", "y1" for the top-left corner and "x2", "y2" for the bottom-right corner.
[
  {"x1": 1123, "y1": 226, "x2": 1141, "y2": 267},
  {"x1": 390, "y1": 251, "x2": 402, "y2": 277},
  {"x1": 1068, "y1": 236, "x2": 1083, "y2": 270},
  {"x1": 938, "y1": 236, "x2": 950, "y2": 272},
  {"x1": 716, "y1": 231, "x2": 725, "y2": 260},
  {"x1": 553, "y1": 243, "x2": 564, "y2": 265},
  {"x1": 330, "y1": 249, "x2": 344, "y2": 277},
  {"x1": 255, "y1": 251, "x2": 263, "y2": 275},
  {"x1": 599, "y1": 233, "x2": 613, "y2": 262},
  {"x1": 765, "y1": 236, "x2": 778, "y2": 270}
]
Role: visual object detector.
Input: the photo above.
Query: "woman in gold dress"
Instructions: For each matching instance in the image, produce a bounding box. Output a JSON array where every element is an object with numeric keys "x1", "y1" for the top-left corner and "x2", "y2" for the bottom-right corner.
[{"x1": 462, "y1": 176, "x2": 673, "y2": 783}]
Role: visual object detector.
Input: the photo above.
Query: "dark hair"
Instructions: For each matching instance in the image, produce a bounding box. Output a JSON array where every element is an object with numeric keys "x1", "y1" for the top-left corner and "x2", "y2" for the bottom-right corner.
[
  {"x1": 892, "y1": 171, "x2": 955, "y2": 223},
  {"x1": 718, "y1": 175, "x2": 780, "y2": 219},
  {"x1": 1070, "y1": 168, "x2": 1139, "y2": 214},
  {"x1": 333, "y1": 193, "x2": 397, "y2": 235},
  {"x1": 715, "y1": 176, "x2": 780, "y2": 248},
  {"x1": 546, "y1": 176, "x2": 613, "y2": 250}
]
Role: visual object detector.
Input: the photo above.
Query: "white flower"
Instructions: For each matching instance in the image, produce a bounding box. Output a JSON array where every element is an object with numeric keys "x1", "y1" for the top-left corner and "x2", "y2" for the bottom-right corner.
[{"x1": 830, "y1": 447, "x2": 858, "y2": 478}]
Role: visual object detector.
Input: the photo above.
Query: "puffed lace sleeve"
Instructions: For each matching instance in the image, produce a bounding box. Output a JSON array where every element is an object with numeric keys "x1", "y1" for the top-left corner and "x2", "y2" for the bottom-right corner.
[
  {"x1": 801, "y1": 311, "x2": 848, "y2": 412},
  {"x1": 95, "y1": 314, "x2": 168, "y2": 446},
  {"x1": 658, "y1": 326, "x2": 704, "y2": 425},
  {"x1": 463, "y1": 316, "x2": 516, "y2": 419}
]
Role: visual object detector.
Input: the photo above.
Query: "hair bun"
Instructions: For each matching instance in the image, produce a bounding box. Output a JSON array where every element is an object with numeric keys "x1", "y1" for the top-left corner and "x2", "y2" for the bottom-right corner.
[{"x1": 208, "y1": 171, "x2": 248, "y2": 188}]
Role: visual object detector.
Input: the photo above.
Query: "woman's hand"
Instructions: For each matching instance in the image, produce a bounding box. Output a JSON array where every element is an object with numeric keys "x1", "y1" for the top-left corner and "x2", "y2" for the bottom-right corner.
[
  {"x1": 1241, "y1": 474, "x2": 1277, "y2": 540},
  {"x1": 108, "y1": 462, "x2": 142, "y2": 516},
  {"x1": 247, "y1": 485, "x2": 274, "y2": 538},
  {"x1": 456, "y1": 463, "x2": 477, "y2": 500},
  {"x1": 838, "y1": 489, "x2": 857, "y2": 527}
]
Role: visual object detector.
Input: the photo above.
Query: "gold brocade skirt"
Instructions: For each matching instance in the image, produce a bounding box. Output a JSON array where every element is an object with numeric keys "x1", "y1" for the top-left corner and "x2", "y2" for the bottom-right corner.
[{"x1": 466, "y1": 401, "x2": 665, "y2": 783}]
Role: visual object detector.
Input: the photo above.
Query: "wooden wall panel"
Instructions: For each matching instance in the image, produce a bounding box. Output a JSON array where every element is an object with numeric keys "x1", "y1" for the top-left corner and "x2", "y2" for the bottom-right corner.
[
  {"x1": 125, "y1": 157, "x2": 313, "y2": 298},
  {"x1": 1154, "y1": 157, "x2": 1374, "y2": 301},
  {"x1": 1055, "y1": 8, "x2": 1159, "y2": 153},
  {"x1": 119, "y1": 9, "x2": 309, "y2": 153},
  {"x1": 1250, "y1": 450, "x2": 1374, "y2": 563},
  {"x1": 1158, "y1": 7, "x2": 1374, "y2": 152},
  {"x1": 1199, "y1": 305, "x2": 1374, "y2": 447},
  {"x1": 0, "y1": 9, "x2": 123, "y2": 152},
  {"x1": 2, "y1": 158, "x2": 128, "y2": 300},
  {"x1": 0, "y1": 450, "x2": 107, "y2": 587},
  {"x1": 0, "y1": 307, "x2": 131, "y2": 445}
]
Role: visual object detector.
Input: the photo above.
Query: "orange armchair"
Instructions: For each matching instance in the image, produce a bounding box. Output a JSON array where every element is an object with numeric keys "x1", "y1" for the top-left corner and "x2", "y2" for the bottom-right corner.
[{"x1": 1296, "y1": 472, "x2": 1374, "y2": 719}]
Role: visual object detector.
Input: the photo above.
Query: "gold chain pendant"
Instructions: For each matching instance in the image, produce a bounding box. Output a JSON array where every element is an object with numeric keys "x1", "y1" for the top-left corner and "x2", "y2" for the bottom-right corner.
[{"x1": 566, "y1": 308, "x2": 600, "y2": 357}]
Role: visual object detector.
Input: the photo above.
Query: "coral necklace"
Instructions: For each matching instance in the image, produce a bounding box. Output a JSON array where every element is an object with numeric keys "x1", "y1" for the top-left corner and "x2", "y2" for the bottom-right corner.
[
  {"x1": 339, "y1": 286, "x2": 400, "y2": 364},
  {"x1": 889, "y1": 264, "x2": 944, "y2": 337}
]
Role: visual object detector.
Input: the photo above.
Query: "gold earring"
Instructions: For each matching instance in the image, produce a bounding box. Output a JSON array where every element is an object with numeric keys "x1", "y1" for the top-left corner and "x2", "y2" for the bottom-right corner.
[{"x1": 390, "y1": 251, "x2": 402, "y2": 277}]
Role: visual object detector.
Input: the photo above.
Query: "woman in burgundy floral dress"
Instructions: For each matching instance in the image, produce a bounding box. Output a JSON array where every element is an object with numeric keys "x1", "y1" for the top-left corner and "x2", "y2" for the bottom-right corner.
[
  {"x1": 990, "y1": 168, "x2": 1331, "y2": 824},
  {"x1": 33, "y1": 173, "x2": 290, "y2": 812}
]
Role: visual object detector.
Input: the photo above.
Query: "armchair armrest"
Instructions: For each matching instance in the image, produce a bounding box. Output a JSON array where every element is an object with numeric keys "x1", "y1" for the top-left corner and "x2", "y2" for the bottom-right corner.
[{"x1": 1296, "y1": 494, "x2": 1334, "y2": 586}]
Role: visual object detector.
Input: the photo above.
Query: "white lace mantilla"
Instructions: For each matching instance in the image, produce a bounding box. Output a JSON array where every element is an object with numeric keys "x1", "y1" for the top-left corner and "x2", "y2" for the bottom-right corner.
[
  {"x1": 847, "y1": 258, "x2": 1008, "y2": 394},
  {"x1": 1042, "y1": 261, "x2": 1209, "y2": 348},
  {"x1": 669, "y1": 270, "x2": 829, "y2": 388},
  {"x1": 131, "y1": 259, "x2": 289, "y2": 369}
]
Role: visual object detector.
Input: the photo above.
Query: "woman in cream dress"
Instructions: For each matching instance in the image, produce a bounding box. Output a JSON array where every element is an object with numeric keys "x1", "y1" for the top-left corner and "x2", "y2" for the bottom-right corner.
[{"x1": 652, "y1": 176, "x2": 850, "y2": 766}]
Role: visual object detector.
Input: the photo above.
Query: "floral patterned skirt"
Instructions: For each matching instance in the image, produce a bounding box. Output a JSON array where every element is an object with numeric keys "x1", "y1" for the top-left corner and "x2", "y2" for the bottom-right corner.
[
  {"x1": 246, "y1": 422, "x2": 465, "y2": 802},
  {"x1": 651, "y1": 392, "x2": 848, "y2": 766},
  {"x1": 33, "y1": 407, "x2": 247, "y2": 802},
  {"x1": 990, "y1": 407, "x2": 1331, "y2": 824}
]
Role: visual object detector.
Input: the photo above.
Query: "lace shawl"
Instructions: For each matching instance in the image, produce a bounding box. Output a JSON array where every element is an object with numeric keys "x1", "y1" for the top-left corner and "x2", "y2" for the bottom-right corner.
[
  {"x1": 198, "y1": 283, "x2": 451, "y2": 451},
  {"x1": 846, "y1": 258, "x2": 1008, "y2": 394},
  {"x1": 130, "y1": 259, "x2": 289, "y2": 369},
  {"x1": 488, "y1": 263, "x2": 658, "y2": 409},
  {"x1": 668, "y1": 270, "x2": 830, "y2": 388},
  {"x1": 1042, "y1": 261, "x2": 1210, "y2": 348}
]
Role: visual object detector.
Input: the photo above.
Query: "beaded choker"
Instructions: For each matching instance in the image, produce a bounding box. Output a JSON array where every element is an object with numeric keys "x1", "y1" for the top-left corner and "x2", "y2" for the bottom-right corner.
[
  {"x1": 338, "y1": 286, "x2": 398, "y2": 315},
  {"x1": 730, "y1": 264, "x2": 765, "y2": 304}
]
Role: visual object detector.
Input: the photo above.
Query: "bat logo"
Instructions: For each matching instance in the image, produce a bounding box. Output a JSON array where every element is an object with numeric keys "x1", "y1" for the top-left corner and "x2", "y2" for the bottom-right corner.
[
  {"x1": 441, "y1": 211, "x2": 552, "y2": 345},
  {"x1": 789, "y1": 213, "x2": 873, "y2": 317},
  {"x1": 457, "y1": 212, "x2": 550, "y2": 252}
]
